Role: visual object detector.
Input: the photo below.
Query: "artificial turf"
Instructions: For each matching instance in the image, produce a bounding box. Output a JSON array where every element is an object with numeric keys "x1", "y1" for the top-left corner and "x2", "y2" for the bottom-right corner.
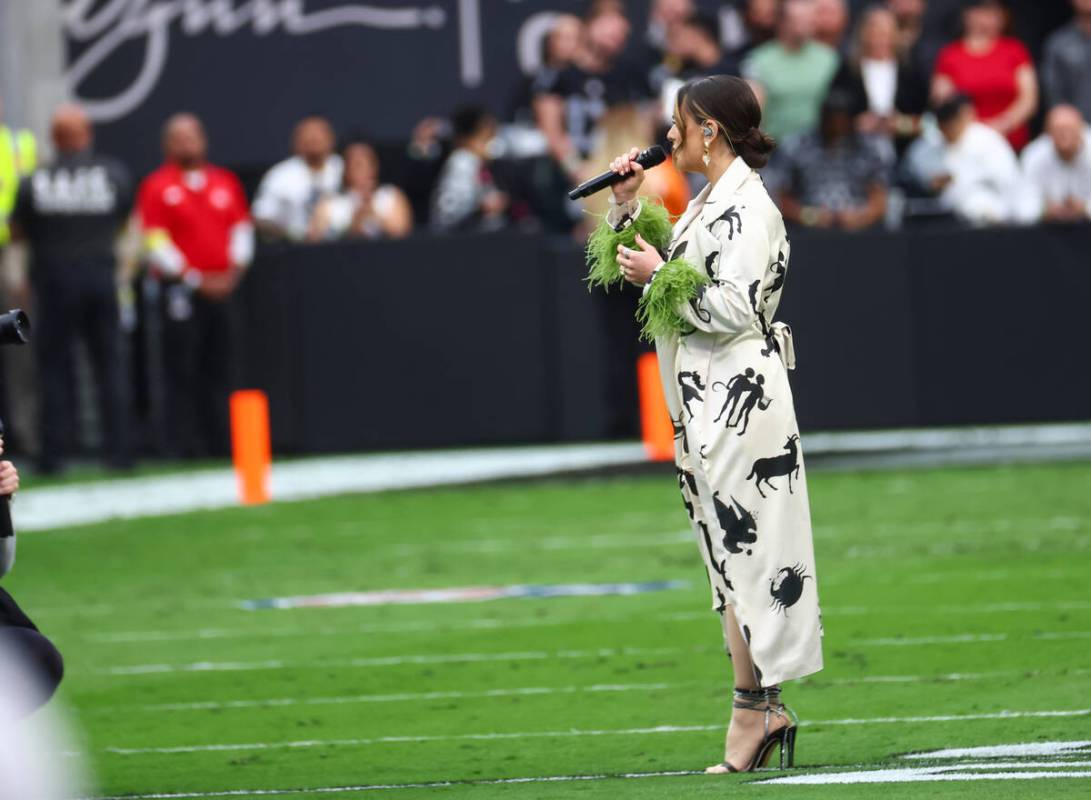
[{"x1": 7, "y1": 459, "x2": 1091, "y2": 798}]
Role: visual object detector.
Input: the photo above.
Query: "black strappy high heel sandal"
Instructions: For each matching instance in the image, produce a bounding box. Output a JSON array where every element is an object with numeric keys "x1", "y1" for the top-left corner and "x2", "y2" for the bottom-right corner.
[{"x1": 705, "y1": 685, "x2": 799, "y2": 773}]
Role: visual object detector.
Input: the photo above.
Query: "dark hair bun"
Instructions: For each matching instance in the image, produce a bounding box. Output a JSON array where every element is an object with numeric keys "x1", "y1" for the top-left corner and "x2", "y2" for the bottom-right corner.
[
  {"x1": 677, "y1": 75, "x2": 777, "y2": 170},
  {"x1": 734, "y1": 127, "x2": 776, "y2": 170}
]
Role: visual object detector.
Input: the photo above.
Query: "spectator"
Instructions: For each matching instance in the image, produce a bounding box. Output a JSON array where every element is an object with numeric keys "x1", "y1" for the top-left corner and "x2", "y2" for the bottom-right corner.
[
  {"x1": 1020, "y1": 104, "x2": 1091, "y2": 222},
  {"x1": 779, "y1": 90, "x2": 888, "y2": 231},
  {"x1": 932, "y1": 0, "x2": 1037, "y2": 151},
  {"x1": 904, "y1": 95, "x2": 1020, "y2": 225},
  {"x1": 430, "y1": 107, "x2": 509, "y2": 233},
  {"x1": 252, "y1": 116, "x2": 342, "y2": 241},
  {"x1": 722, "y1": 0, "x2": 781, "y2": 62},
  {"x1": 0, "y1": 99, "x2": 36, "y2": 249},
  {"x1": 831, "y1": 5, "x2": 929, "y2": 156},
  {"x1": 650, "y1": 13, "x2": 738, "y2": 117},
  {"x1": 886, "y1": 0, "x2": 942, "y2": 76},
  {"x1": 743, "y1": 0, "x2": 840, "y2": 143},
  {"x1": 1042, "y1": 0, "x2": 1091, "y2": 121},
  {"x1": 646, "y1": 0, "x2": 695, "y2": 53},
  {"x1": 532, "y1": 3, "x2": 641, "y2": 174},
  {"x1": 309, "y1": 141, "x2": 413, "y2": 240},
  {"x1": 813, "y1": 0, "x2": 850, "y2": 51},
  {"x1": 9, "y1": 105, "x2": 132, "y2": 473},
  {"x1": 137, "y1": 113, "x2": 253, "y2": 457}
]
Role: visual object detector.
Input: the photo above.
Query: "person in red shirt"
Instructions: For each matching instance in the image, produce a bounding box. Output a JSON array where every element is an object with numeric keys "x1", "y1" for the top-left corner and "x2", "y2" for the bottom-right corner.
[
  {"x1": 931, "y1": 0, "x2": 1038, "y2": 151},
  {"x1": 137, "y1": 113, "x2": 254, "y2": 457}
]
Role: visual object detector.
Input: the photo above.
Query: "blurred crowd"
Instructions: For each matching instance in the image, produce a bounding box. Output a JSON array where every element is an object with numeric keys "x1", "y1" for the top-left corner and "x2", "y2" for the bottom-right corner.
[{"x1": 0, "y1": 0, "x2": 1089, "y2": 470}]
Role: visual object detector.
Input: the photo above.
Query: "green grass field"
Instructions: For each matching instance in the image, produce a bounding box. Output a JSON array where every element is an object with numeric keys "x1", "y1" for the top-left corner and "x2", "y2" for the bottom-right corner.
[{"x1": 8, "y1": 460, "x2": 1091, "y2": 798}]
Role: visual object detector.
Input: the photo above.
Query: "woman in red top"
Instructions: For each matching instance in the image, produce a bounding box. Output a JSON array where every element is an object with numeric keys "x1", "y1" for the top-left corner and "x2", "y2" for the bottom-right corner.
[{"x1": 931, "y1": 0, "x2": 1038, "y2": 151}]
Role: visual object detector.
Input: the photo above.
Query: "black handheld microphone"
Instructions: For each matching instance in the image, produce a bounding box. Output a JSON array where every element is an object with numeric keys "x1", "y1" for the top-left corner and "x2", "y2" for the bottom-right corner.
[{"x1": 567, "y1": 144, "x2": 669, "y2": 200}]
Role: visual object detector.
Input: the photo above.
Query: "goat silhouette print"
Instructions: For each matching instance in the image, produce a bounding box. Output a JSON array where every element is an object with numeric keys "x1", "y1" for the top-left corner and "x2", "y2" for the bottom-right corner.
[
  {"x1": 747, "y1": 435, "x2": 800, "y2": 498},
  {"x1": 770, "y1": 564, "x2": 811, "y2": 615},
  {"x1": 678, "y1": 371, "x2": 705, "y2": 422},
  {"x1": 713, "y1": 368, "x2": 772, "y2": 435},
  {"x1": 713, "y1": 492, "x2": 758, "y2": 555}
]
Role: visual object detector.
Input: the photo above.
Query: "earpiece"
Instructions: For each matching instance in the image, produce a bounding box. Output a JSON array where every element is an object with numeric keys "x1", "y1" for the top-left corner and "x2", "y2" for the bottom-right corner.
[{"x1": 702, "y1": 124, "x2": 714, "y2": 139}]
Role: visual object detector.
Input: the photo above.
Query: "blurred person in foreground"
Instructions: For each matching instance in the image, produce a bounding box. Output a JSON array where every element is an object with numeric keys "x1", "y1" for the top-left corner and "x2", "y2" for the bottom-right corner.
[
  {"x1": 1042, "y1": 0, "x2": 1091, "y2": 121},
  {"x1": 588, "y1": 74, "x2": 823, "y2": 773},
  {"x1": 0, "y1": 446, "x2": 64, "y2": 713},
  {"x1": 9, "y1": 104, "x2": 133, "y2": 473},
  {"x1": 932, "y1": 0, "x2": 1037, "y2": 152},
  {"x1": 252, "y1": 116, "x2": 342, "y2": 241},
  {"x1": 308, "y1": 140, "x2": 412, "y2": 240},
  {"x1": 430, "y1": 108, "x2": 509, "y2": 233},
  {"x1": 138, "y1": 113, "x2": 253, "y2": 457},
  {"x1": 904, "y1": 94, "x2": 1019, "y2": 225},
  {"x1": 743, "y1": 0, "x2": 840, "y2": 144},
  {"x1": 1020, "y1": 105, "x2": 1091, "y2": 223},
  {"x1": 831, "y1": 5, "x2": 929, "y2": 158},
  {"x1": 779, "y1": 90, "x2": 888, "y2": 231},
  {"x1": 532, "y1": 2, "x2": 643, "y2": 177}
]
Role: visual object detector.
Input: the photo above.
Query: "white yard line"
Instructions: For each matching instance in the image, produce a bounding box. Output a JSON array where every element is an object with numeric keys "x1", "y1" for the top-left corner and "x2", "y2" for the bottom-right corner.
[
  {"x1": 101, "y1": 709, "x2": 1091, "y2": 755},
  {"x1": 80, "y1": 601, "x2": 1091, "y2": 645},
  {"x1": 88, "y1": 628, "x2": 1091, "y2": 676}
]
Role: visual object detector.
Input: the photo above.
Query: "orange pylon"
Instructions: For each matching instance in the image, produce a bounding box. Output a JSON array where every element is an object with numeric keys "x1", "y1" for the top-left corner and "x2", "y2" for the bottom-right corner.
[
  {"x1": 637, "y1": 352, "x2": 674, "y2": 461},
  {"x1": 230, "y1": 390, "x2": 271, "y2": 504}
]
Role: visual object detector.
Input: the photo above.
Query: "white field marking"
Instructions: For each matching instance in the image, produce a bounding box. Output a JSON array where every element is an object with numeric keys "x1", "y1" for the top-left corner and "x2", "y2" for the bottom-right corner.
[
  {"x1": 86, "y1": 771, "x2": 705, "y2": 800},
  {"x1": 81, "y1": 600, "x2": 1091, "y2": 646},
  {"x1": 99, "y1": 669, "x2": 1069, "y2": 714},
  {"x1": 93, "y1": 645, "x2": 700, "y2": 676},
  {"x1": 758, "y1": 768, "x2": 1091, "y2": 785},
  {"x1": 131, "y1": 682, "x2": 683, "y2": 712},
  {"x1": 903, "y1": 741, "x2": 1091, "y2": 760},
  {"x1": 91, "y1": 627, "x2": 1091, "y2": 675},
  {"x1": 122, "y1": 671, "x2": 1039, "y2": 714},
  {"x1": 102, "y1": 709, "x2": 1091, "y2": 755},
  {"x1": 859, "y1": 631, "x2": 1091, "y2": 646}
]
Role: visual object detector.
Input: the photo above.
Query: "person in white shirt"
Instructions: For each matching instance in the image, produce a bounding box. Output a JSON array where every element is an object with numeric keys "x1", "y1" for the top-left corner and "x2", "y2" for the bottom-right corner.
[
  {"x1": 1020, "y1": 104, "x2": 1091, "y2": 222},
  {"x1": 308, "y1": 141, "x2": 413, "y2": 240},
  {"x1": 906, "y1": 95, "x2": 1020, "y2": 224},
  {"x1": 252, "y1": 116, "x2": 342, "y2": 241}
]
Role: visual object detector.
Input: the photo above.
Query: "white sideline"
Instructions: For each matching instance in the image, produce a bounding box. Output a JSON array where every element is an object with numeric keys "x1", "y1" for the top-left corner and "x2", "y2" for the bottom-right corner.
[
  {"x1": 101, "y1": 709, "x2": 1091, "y2": 755},
  {"x1": 16, "y1": 422, "x2": 1091, "y2": 531}
]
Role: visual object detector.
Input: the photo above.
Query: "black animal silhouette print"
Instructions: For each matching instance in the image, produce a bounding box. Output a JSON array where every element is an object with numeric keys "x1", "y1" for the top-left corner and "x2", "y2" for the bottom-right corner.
[
  {"x1": 700, "y1": 521, "x2": 733, "y2": 587},
  {"x1": 770, "y1": 564, "x2": 811, "y2": 615},
  {"x1": 669, "y1": 239, "x2": 688, "y2": 261},
  {"x1": 713, "y1": 492, "x2": 758, "y2": 555},
  {"x1": 678, "y1": 468, "x2": 698, "y2": 519},
  {"x1": 704, "y1": 250, "x2": 720, "y2": 278},
  {"x1": 708, "y1": 204, "x2": 742, "y2": 240},
  {"x1": 715, "y1": 586, "x2": 727, "y2": 614},
  {"x1": 678, "y1": 371, "x2": 705, "y2": 422},
  {"x1": 673, "y1": 416, "x2": 690, "y2": 455},
  {"x1": 713, "y1": 368, "x2": 754, "y2": 424},
  {"x1": 764, "y1": 250, "x2": 787, "y2": 301},
  {"x1": 747, "y1": 435, "x2": 800, "y2": 498},
  {"x1": 713, "y1": 368, "x2": 771, "y2": 434},
  {"x1": 689, "y1": 285, "x2": 712, "y2": 323},
  {"x1": 733, "y1": 374, "x2": 768, "y2": 435}
]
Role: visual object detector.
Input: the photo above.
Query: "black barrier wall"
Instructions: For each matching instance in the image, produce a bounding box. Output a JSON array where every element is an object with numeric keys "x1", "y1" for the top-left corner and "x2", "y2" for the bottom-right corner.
[{"x1": 237, "y1": 224, "x2": 1091, "y2": 453}]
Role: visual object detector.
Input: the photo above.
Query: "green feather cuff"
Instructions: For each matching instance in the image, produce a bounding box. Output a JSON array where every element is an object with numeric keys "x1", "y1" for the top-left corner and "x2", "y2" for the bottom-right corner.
[
  {"x1": 636, "y1": 258, "x2": 711, "y2": 341},
  {"x1": 585, "y1": 198, "x2": 674, "y2": 292}
]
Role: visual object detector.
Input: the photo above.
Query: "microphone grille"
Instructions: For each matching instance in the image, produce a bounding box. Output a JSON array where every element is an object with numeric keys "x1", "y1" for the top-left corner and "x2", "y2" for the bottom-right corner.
[{"x1": 638, "y1": 145, "x2": 668, "y2": 169}]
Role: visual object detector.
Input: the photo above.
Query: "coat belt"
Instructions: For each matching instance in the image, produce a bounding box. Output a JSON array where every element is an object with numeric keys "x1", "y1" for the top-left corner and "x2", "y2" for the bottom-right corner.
[{"x1": 768, "y1": 322, "x2": 796, "y2": 370}]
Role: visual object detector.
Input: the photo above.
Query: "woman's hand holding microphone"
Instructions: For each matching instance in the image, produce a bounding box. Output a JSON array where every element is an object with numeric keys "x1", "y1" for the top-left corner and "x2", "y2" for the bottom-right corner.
[{"x1": 611, "y1": 147, "x2": 662, "y2": 286}]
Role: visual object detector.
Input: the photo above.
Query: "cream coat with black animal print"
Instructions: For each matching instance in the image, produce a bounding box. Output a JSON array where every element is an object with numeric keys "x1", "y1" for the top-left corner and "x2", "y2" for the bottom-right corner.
[{"x1": 610, "y1": 156, "x2": 823, "y2": 686}]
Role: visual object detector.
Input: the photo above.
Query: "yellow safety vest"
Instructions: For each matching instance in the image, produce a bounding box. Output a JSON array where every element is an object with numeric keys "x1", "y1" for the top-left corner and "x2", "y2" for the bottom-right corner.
[{"x1": 0, "y1": 126, "x2": 37, "y2": 245}]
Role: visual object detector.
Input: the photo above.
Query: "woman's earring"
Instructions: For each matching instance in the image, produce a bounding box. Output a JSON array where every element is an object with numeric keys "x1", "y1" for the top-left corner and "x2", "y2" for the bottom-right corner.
[
  {"x1": 702, "y1": 142, "x2": 711, "y2": 167},
  {"x1": 702, "y1": 125, "x2": 713, "y2": 166}
]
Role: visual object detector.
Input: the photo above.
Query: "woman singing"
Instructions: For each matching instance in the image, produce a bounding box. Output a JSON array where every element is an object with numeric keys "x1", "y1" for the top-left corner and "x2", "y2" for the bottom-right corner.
[{"x1": 586, "y1": 75, "x2": 823, "y2": 773}]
